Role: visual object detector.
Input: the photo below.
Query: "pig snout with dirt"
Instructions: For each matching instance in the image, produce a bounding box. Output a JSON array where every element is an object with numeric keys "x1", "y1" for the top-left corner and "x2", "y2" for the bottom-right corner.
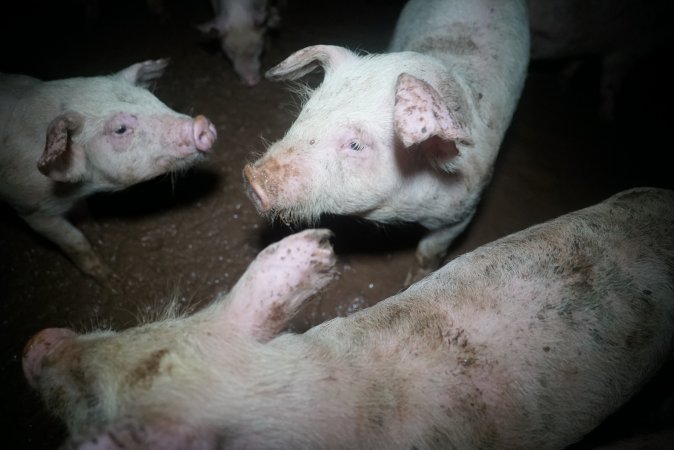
[
  {"x1": 197, "y1": 0, "x2": 280, "y2": 86},
  {"x1": 243, "y1": 0, "x2": 530, "y2": 273},
  {"x1": 0, "y1": 59, "x2": 218, "y2": 281},
  {"x1": 23, "y1": 187, "x2": 674, "y2": 450}
]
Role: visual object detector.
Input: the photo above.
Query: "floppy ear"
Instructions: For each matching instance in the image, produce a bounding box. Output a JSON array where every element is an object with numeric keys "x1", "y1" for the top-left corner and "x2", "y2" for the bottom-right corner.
[
  {"x1": 219, "y1": 229, "x2": 337, "y2": 342},
  {"x1": 265, "y1": 45, "x2": 357, "y2": 81},
  {"x1": 115, "y1": 58, "x2": 169, "y2": 88},
  {"x1": 394, "y1": 73, "x2": 473, "y2": 170},
  {"x1": 37, "y1": 111, "x2": 87, "y2": 183},
  {"x1": 70, "y1": 418, "x2": 217, "y2": 450}
]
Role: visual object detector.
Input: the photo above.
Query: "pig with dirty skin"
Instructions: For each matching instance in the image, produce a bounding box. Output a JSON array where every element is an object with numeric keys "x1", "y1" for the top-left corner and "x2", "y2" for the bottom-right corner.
[
  {"x1": 23, "y1": 187, "x2": 674, "y2": 449},
  {"x1": 243, "y1": 0, "x2": 530, "y2": 275},
  {"x1": 0, "y1": 59, "x2": 218, "y2": 282},
  {"x1": 198, "y1": 0, "x2": 281, "y2": 86}
]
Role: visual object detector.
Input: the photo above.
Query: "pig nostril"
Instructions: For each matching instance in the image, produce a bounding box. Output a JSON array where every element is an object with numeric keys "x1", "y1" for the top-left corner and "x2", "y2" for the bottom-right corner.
[
  {"x1": 193, "y1": 115, "x2": 216, "y2": 152},
  {"x1": 243, "y1": 165, "x2": 270, "y2": 212}
]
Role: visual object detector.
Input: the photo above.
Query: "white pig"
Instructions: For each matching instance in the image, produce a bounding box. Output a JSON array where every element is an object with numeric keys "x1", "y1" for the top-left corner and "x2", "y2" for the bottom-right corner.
[
  {"x1": 197, "y1": 0, "x2": 280, "y2": 86},
  {"x1": 243, "y1": 0, "x2": 530, "y2": 273},
  {"x1": 0, "y1": 59, "x2": 218, "y2": 281},
  {"x1": 527, "y1": 0, "x2": 674, "y2": 120},
  {"x1": 23, "y1": 187, "x2": 674, "y2": 450}
]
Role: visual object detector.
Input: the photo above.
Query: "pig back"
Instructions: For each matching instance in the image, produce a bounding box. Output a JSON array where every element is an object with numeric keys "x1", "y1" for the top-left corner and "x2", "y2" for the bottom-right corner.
[
  {"x1": 389, "y1": 0, "x2": 530, "y2": 143},
  {"x1": 307, "y1": 187, "x2": 674, "y2": 449}
]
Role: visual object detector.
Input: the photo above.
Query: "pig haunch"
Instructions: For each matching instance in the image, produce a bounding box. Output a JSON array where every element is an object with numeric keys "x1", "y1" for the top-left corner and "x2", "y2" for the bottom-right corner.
[
  {"x1": 243, "y1": 0, "x2": 530, "y2": 273},
  {"x1": 23, "y1": 187, "x2": 674, "y2": 449},
  {"x1": 0, "y1": 59, "x2": 217, "y2": 281}
]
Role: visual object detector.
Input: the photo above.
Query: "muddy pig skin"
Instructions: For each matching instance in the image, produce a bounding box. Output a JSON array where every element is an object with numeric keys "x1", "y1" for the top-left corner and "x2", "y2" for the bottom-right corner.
[
  {"x1": 243, "y1": 0, "x2": 530, "y2": 272},
  {"x1": 0, "y1": 59, "x2": 218, "y2": 280},
  {"x1": 23, "y1": 187, "x2": 674, "y2": 449},
  {"x1": 198, "y1": 0, "x2": 280, "y2": 86}
]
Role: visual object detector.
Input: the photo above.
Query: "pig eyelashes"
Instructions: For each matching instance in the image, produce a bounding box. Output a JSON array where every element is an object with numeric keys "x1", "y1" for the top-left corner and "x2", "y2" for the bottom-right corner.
[{"x1": 348, "y1": 141, "x2": 364, "y2": 151}]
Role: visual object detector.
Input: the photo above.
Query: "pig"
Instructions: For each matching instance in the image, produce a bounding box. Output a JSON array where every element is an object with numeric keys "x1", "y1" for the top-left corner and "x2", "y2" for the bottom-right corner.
[
  {"x1": 197, "y1": 0, "x2": 281, "y2": 86},
  {"x1": 22, "y1": 187, "x2": 674, "y2": 450},
  {"x1": 243, "y1": 0, "x2": 530, "y2": 275},
  {"x1": 0, "y1": 59, "x2": 218, "y2": 281},
  {"x1": 527, "y1": 0, "x2": 674, "y2": 120}
]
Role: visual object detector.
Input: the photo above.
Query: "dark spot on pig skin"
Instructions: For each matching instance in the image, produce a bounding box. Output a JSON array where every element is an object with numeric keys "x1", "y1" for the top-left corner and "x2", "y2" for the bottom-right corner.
[
  {"x1": 126, "y1": 348, "x2": 170, "y2": 388},
  {"x1": 409, "y1": 34, "x2": 479, "y2": 57}
]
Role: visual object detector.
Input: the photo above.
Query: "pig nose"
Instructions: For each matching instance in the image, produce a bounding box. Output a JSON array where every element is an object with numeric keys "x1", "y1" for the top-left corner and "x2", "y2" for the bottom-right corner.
[
  {"x1": 193, "y1": 115, "x2": 217, "y2": 152},
  {"x1": 242, "y1": 73, "x2": 261, "y2": 87},
  {"x1": 22, "y1": 327, "x2": 76, "y2": 387},
  {"x1": 243, "y1": 163, "x2": 271, "y2": 212}
]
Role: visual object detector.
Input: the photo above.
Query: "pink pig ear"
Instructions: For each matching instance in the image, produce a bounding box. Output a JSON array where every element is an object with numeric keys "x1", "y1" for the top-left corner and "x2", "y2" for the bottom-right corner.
[
  {"x1": 38, "y1": 111, "x2": 87, "y2": 183},
  {"x1": 266, "y1": 45, "x2": 357, "y2": 81},
  {"x1": 220, "y1": 229, "x2": 337, "y2": 342},
  {"x1": 71, "y1": 418, "x2": 217, "y2": 450},
  {"x1": 394, "y1": 73, "x2": 473, "y2": 170}
]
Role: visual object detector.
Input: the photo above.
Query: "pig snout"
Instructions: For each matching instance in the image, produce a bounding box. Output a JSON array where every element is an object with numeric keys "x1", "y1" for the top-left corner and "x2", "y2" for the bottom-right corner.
[
  {"x1": 192, "y1": 115, "x2": 217, "y2": 152},
  {"x1": 243, "y1": 163, "x2": 272, "y2": 213},
  {"x1": 22, "y1": 327, "x2": 76, "y2": 387}
]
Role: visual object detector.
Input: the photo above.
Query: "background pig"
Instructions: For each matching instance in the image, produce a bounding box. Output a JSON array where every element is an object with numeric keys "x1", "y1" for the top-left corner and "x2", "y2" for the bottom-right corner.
[
  {"x1": 197, "y1": 0, "x2": 281, "y2": 86},
  {"x1": 243, "y1": 0, "x2": 530, "y2": 275},
  {"x1": 527, "y1": 0, "x2": 674, "y2": 120},
  {"x1": 0, "y1": 59, "x2": 217, "y2": 281},
  {"x1": 23, "y1": 187, "x2": 674, "y2": 450}
]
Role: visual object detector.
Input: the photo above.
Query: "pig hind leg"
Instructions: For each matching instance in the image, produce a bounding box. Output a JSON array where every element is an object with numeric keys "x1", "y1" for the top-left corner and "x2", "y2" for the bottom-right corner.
[{"x1": 22, "y1": 212, "x2": 112, "y2": 282}]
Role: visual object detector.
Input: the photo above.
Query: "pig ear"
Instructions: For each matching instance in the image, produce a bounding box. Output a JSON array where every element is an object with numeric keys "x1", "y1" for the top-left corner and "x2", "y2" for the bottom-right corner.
[
  {"x1": 394, "y1": 73, "x2": 473, "y2": 169},
  {"x1": 265, "y1": 45, "x2": 357, "y2": 81},
  {"x1": 221, "y1": 229, "x2": 337, "y2": 342},
  {"x1": 38, "y1": 111, "x2": 87, "y2": 183},
  {"x1": 195, "y1": 16, "x2": 227, "y2": 37},
  {"x1": 70, "y1": 418, "x2": 217, "y2": 450},
  {"x1": 116, "y1": 58, "x2": 170, "y2": 88}
]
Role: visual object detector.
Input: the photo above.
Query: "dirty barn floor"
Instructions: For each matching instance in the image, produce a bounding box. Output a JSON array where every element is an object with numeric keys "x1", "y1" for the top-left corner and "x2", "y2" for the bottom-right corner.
[{"x1": 1, "y1": 0, "x2": 673, "y2": 448}]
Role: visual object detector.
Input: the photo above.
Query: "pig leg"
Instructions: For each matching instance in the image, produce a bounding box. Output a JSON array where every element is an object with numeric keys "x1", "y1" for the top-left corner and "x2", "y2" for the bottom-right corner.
[
  {"x1": 222, "y1": 229, "x2": 338, "y2": 341},
  {"x1": 415, "y1": 211, "x2": 475, "y2": 272},
  {"x1": 21, "y1": 212, "x2": 112, "y2": 282}
]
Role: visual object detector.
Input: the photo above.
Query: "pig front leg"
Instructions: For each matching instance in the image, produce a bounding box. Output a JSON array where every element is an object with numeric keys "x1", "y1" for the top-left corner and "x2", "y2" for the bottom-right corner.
[
  {"x1": 412, "y1": 211, "x2": 476, "y2": 279},
  {"x1": 21, "y1": 212, "x2": 112, "y2": 282},
  {"x1": 222, "y1": 229, "x2": 338, "y2": 341}
]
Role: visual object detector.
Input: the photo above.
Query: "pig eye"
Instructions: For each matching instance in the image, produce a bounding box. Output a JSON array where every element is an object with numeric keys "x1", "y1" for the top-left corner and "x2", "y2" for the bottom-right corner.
[
  {"x1": 113, "y1": 125, "x2": 130, "y2": 135},
  {"x1": 348, "y1": 141, "x2": 364, "y2": 151}
]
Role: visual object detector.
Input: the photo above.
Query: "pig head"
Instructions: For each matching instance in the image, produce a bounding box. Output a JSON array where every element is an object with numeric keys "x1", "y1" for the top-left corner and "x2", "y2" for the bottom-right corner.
[
  {"x1": 244, "y1": 0, "x2": 530, "y2": 272},
  {"x1": 198, "y1": 0, "x2": 280, "y2": 86},
  {"x1": 0, "y1": 59, "x2": 217, "y2": 281},
  {"x1": 22, "y1": 188, "x2": 674, "y2": 449}
]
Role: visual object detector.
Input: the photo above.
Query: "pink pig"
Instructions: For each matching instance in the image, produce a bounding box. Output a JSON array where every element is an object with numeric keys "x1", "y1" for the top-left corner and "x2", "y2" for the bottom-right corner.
[
  {"x1": 243, "y1": 0, "x2": 530, "y2": 274},
  {"x1": 0, "y1": 59, "x2": 217, "y2": 281},
  {"x1": 22, "y1": 187, "x2": 674, "y2": 449}
]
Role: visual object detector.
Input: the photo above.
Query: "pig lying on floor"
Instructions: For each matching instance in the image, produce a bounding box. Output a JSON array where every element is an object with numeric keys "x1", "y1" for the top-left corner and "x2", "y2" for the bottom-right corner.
[
  {"x1": 23, "y1": 187, "x2": 674, "y2": 450},
  {"x1": 0, "y1": 59, "x2": 218, "y2": 281},
  {"x1": 244, "y1": 0, "x2": 530, "y2": 273}
]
